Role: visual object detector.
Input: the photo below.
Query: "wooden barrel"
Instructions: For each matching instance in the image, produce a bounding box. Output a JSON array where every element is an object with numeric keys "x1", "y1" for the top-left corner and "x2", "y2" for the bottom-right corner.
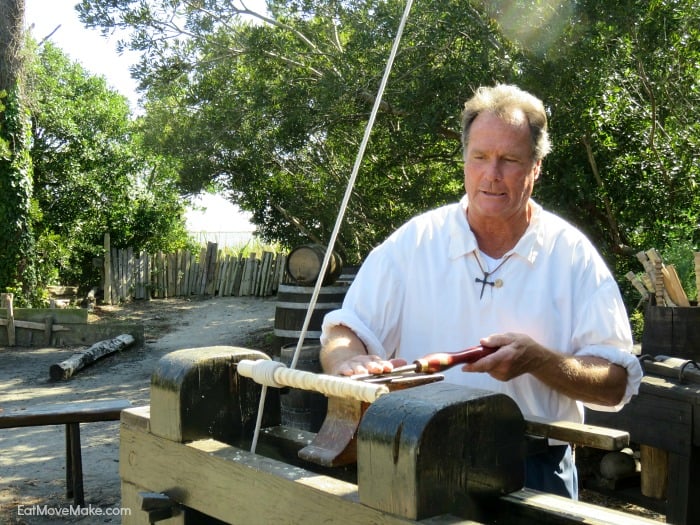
[
  {"x1": 279, "y1": 344, "x2": 328, "y2": 432},
  {"x1": 286, "y1": 244, "x2": 343, "y2": 286},
  {"x1": 274, "y1": 283, "x2": 348, "y2": 345},
  {"x1": 642, "y1": 304, "x2": 700, "y2": 360}
]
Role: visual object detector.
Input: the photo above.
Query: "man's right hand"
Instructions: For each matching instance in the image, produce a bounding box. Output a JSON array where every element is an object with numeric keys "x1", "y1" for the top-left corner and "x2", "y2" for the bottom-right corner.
[{"x1": 320, "y1": 324, "x2": 405, "y2": 376}]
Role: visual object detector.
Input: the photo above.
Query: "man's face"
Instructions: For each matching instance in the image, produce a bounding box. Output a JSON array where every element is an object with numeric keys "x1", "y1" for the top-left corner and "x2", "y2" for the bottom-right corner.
[{"x1": 463, "y1": 111, "x2": 541, "y2": 223}]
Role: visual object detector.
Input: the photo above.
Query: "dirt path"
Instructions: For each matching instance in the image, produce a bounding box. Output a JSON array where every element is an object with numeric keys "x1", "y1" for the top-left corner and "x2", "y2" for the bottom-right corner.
[{"x1": 0, "y1": 296, "x2": 277, "y2": 524}]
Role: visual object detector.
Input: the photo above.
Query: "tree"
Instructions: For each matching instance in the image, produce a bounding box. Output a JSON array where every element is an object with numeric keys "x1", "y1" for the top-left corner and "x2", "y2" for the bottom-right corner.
[
  {"x1": 0, "y1": 0, "x2": 37, "y2": 305},
  {"x1": 79, "y1": 0, "x2": 514, "y2": 262},
  {"x1": 25, "y1": 40, "x2": 191, "y2": 291},
  {"x1": 78, "y1": 0, "x2": 700, "y2": 303}
]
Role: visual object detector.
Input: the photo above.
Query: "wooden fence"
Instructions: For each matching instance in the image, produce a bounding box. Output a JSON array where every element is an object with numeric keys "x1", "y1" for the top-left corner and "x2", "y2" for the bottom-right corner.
[{"x1": 104, "y1": 237, "x2": 287, "y2": 304}]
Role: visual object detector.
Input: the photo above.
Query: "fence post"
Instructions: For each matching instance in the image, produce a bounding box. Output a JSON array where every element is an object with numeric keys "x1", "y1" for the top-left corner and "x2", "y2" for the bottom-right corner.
[{"x1": 104, "y1": 233, "x2": 112, "y2": 305}]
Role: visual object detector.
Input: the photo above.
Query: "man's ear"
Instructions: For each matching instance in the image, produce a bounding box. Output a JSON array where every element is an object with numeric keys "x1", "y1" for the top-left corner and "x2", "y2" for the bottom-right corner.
[{"x1": 533, "y1": 160, "x2": 542, "y2": 181}]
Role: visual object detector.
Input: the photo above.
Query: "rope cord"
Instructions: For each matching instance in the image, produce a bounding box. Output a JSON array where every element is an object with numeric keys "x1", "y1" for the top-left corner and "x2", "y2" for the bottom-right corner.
[{"x1": 250, "y1": 0, "x2": 415, "y2": 453}]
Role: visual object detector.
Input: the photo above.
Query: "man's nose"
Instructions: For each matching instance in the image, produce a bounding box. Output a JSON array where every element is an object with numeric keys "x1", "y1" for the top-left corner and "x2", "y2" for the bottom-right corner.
[{"x1": 483, "y1": 159, "x2": 504, "y2": 180}]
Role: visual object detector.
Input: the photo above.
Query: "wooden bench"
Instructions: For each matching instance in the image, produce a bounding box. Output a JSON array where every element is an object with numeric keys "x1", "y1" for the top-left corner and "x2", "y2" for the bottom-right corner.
[{"x1": 0, "y1": 399, "x2": 132, "y2": 506}]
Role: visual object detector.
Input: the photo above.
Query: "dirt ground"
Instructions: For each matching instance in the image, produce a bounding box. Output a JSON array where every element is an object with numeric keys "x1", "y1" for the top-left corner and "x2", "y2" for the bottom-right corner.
[
  {"x1": 0, "y1": 295, "x2": 278, "y2": 524},
  {"x1": 0, "y1": 295, "x2": 665, "y2": 524}
]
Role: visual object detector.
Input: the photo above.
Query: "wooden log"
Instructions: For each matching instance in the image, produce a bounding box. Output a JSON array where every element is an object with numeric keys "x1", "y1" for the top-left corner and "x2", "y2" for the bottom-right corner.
[{"x1": 49, "y1": 334, "x2": 136, "y2": 380}]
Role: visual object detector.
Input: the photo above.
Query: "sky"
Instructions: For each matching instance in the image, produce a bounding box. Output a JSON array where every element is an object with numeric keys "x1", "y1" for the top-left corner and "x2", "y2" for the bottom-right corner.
[{"x1": 23, "y1": 0, "x2": 256, "y2": 237}]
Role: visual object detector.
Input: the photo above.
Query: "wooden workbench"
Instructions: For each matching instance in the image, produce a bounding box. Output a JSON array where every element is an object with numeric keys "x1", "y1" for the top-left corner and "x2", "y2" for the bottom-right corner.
[{"x1": 586, "y1": 374, "x2": 700, "y2": 525}]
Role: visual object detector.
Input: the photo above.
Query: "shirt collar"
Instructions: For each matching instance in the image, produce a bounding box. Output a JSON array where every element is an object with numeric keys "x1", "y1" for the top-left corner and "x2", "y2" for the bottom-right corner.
[{"x1": 448, "y1": 195, "x2": 543, "y2": 265}]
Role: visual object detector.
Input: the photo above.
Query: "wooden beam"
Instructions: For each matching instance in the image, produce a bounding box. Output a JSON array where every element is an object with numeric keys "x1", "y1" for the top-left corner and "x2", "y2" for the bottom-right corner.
[
  {"x1": 525, "y1": 415, "x2": 629, "y2": 451},
  {"x1": 499, "y1": 488, "x2": 660, "y2": 525},
  {"x1": 120, "y1": 409, "x2": 474, "y2": 525}
]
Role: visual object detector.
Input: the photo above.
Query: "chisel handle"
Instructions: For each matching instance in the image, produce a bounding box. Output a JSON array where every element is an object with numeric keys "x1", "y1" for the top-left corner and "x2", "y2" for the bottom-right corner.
[{"x1": 413, "y1": 345, "x2": 497, "y2": 373}]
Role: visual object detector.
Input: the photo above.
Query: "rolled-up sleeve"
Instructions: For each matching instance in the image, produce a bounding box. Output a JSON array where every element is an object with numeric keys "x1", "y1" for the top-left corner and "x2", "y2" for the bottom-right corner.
[
  {"x1": 578, "y1": 344, "x2": 643, "y2": 411},
  {"x1": 321, "y1": 242, "x2": 404, "y2": 359},
  {"x1": 574, "y1": 280, "x2": 643, "y2": 412}
]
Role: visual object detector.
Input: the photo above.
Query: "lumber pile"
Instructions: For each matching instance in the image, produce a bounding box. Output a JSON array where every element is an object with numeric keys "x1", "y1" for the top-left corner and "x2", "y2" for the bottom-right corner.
[{"x1": 627, "y1": 249, "x2": 699, "y2": 307}]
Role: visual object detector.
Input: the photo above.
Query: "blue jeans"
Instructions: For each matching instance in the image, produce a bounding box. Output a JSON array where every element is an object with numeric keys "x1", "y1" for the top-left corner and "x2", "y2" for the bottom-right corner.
[{"x1": 525, "y1": 444, "x2": 578, "y2": 499}]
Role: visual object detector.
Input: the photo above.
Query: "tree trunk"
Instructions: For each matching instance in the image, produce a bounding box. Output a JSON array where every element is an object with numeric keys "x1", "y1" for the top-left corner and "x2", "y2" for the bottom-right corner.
[
  {"x1": 0, "y1": 0, "x2": 24, "y2": 91},
  {"x1": 49, "y1": 334, "x2": 136, "y2": 380},
  {"x1": 0, "y1": 0, "x2": 37, "y2": 305}
]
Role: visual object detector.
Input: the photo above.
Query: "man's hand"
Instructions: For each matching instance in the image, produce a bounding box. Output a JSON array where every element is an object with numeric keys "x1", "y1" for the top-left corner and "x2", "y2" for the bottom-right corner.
[
  {"x1": 334, "y1": 355, "x2": 407, "y2": 377},
  {"x1": 462, "y1": 332, "x2": 627, "y2": 406},
  {"x1": 461, "y1": 333, "x2": 549, "y2": 380}
]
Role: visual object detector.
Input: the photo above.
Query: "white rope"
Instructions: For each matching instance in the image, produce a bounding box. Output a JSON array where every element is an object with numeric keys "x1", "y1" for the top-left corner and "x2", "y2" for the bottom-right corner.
[
  {"x1": 251, "y1": 0, "x2": 415, "y2": 453},
  {"x1": 238, "y1": 359, "x2": 389, "y2": 403}
]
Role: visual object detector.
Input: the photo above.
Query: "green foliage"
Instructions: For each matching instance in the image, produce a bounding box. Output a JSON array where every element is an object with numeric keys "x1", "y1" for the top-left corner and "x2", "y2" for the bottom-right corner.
[
  {"x1": 629, "y1": 309, "x2": 644, "y2": 344},
  {"x1": 0, "y1": 85, "x2": 38, "y2": 306},
  {"x1": 78, "y1": 0, "x2": 700, "y2": 306},
  {"x1": 25, "y1": 41, "x2": 191, "y2": 292}
]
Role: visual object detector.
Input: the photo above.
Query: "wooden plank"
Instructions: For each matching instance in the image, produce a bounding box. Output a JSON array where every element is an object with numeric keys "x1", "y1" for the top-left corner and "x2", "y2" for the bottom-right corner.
[
  {"x1": 498, "y1": 488, "x2": 661, "y2": 525},
  {"x1": 0, "y1": 399, "x2": 131, "y2": 428},
  {"x1": 143, "y1": 250, "x2": 150, "y2": 300},
  {"x1": 119, "y1": 410, "x2": 470, "y2": 525},
  {"x1": 230, "y1": 256, "x2": 243, "y2": 296},
  {"x1": 121, "y1": 247, "x2": 128, "y2": 301},
  {"x1": 104, "y1": 233, "x2": 112, "y2": 305},
  {"x1": 0, "y1": 318, "x2": 70, "y2": 332},
  {"x1": 204, "y1": 242, "x2": 218, "y2": 295},
  {"x1": 168, "y1": 252, "x2": 177, "y2": 298},
  {"x1": 111, "y1": 247, "x2": 118, "y2": 303},
  {"x1": 0, "y1": 307, "x2": 87, "y2": 324},
  {"x1": 47, "y1": 285, "x2": 79, "y2": 297},
  {"x1": 127, "y1": 246, "x2": 135, "y2": 300},
  {"x1": 525, "y1": 416, "x2": 629, "y2": 450}
]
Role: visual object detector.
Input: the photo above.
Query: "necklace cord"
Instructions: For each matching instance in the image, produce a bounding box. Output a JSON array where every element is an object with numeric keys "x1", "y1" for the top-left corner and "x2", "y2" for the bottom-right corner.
[{"x1": 250, "y1": 0, "x2": 416, "y2": 453}]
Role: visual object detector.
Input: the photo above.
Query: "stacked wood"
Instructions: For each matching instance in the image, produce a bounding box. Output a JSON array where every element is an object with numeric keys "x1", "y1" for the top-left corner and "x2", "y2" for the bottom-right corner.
[{"x1": 630, "y1": 249, "x2": 692, "y2": 307}]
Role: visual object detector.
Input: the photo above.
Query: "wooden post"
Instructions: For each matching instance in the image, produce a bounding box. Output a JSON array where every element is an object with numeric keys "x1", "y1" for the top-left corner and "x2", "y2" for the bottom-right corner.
[
  {"x1": 104, "y1": 233, "x2": 112, "y2": 305},
  {"x1": 43, "y1": 315, "x2": 54, "y2": 346},
  {"x1": 694, "y1": 252, "x2": 700, "y2": 302},
  {"x1": 1, "y1": 293, "x2": 15, "y2": 346},
  {"x1": 640, "y1": 444, "x2": 668, "y2": 499}
]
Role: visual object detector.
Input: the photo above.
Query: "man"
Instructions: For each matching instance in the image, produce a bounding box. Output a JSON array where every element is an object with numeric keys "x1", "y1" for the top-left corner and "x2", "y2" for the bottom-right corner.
[{"x1": 320, "y1": 84, "x2": 642, "y2": 499}]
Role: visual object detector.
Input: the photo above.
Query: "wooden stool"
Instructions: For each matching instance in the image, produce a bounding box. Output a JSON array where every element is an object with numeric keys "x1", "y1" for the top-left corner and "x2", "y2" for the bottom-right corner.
[{"x1": 0, "y1": 399, "x2": 132, "y2": 506}]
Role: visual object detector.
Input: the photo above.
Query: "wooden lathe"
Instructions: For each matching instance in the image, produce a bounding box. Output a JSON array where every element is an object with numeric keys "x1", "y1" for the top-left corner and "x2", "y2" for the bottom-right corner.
[{"x1": 120, "y1": 346, "x2": 657, "y2": 524}]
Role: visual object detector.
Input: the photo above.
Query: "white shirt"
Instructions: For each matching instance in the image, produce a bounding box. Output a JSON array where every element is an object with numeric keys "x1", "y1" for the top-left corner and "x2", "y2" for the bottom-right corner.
[{"x1": 322, "y1": 196, "x2": 643, "y2": 424}]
